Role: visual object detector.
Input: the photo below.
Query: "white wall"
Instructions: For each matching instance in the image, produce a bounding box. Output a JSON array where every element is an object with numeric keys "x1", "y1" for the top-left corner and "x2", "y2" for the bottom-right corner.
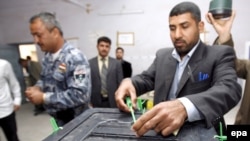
[
  {"x1": 0, "y1": 26, "x2": 3, "y2": 43},
  {"x1": 0, "y1": 0, "x2": 249, "y2": 75}
]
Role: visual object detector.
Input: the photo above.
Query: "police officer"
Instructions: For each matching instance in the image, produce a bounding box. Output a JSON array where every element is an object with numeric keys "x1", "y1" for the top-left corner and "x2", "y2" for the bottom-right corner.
[{"x1": 25, "y1": 12, "x2": 91, "y2": 126}]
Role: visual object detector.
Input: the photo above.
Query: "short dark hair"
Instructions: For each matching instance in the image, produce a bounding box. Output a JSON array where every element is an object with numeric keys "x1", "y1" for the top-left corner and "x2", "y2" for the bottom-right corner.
[
  {"x1": 26, "y1": 56, "x2": 31, "y2": 60},
  {"x1": 30, "y1": 12, "x2": 63, "y2": 36},
  {"x1": 116, "y1": 47, "x2": 124, "y2": 52},
  {"x1": 169, "y1": 2, "x2": 201, "y2": 23},
  {"x1": 97, "y1": 36, "x2": 112, "y2": 45},
  {"x1": 18, "y1": 58, "x2": 26, "y2": 64}
]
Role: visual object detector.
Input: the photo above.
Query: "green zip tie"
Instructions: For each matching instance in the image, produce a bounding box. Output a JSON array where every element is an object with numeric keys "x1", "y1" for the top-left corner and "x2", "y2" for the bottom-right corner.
[
  {"x1": 137, "y1": 98, "x2": 146, "y2": 112},
  {"x1": 142, "y1": 107, "x2": 146, "y2": 114},
  {"x1": 50, "y1": 118, "x2": 60, "y2": 132},
  {"x1": 126, "y1": 97, "x2": 148, "y2": 123},
  {"x1": 137, "y1": 98, "x2": 143, "y2": 111},
  {"x1": 129, "y1": 106, "x2": 136, "y2": 123},
  {"x1": 220, "y1": 122, "x2": 223, "y2": 138},
  {"x1": 214, "y1": 121, "x2": 227, "y2": 141},
  {"x1": 126, "y1": 97, "x2": 136, "y2": 123}
]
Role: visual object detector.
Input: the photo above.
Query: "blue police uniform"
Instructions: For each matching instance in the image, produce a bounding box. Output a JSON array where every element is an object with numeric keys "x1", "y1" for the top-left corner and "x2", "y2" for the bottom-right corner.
[{"x1": 36, "y1": 42, "x2": 91, "y2": 126}]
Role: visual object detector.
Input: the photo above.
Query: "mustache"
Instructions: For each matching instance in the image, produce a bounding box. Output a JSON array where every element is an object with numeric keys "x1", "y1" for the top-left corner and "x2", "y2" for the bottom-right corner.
[
  {"x1": 101, "y1": 50, "x2": 108, "y2": 53},
  {"x1": 174, "y1": 39, "x2": 186, "y2": 44}
]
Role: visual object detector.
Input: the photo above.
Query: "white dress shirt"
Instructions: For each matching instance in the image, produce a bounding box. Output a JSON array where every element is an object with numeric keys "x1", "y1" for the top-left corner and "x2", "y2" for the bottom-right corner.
[
  {"x1": 98, "y1": 55, "x2": 109, "y2": 74},
  {"x1": 0, "y1": 59, "x2": 21, "y2": 118}
]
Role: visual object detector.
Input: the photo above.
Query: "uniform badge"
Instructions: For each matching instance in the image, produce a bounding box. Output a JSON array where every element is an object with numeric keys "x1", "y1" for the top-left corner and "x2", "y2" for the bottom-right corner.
[
  {"x1": 74, "y1": 65, "x2": 86, "y2": 85},
  {"x1": 59, "y1": 63, "x2": 67, "y2": 73}
]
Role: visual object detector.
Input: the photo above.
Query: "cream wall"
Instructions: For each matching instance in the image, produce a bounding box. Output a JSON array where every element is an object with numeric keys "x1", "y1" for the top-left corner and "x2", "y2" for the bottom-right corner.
[{"x1": 0, "y1": 0, "x2": 249, "y2": 75}]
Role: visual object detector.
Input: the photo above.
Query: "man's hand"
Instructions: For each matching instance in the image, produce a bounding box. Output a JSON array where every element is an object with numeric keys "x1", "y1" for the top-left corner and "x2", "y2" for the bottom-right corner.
[
  {"x1": 205, "y1": 10, "x2": 236, "y2": 44},
  {"x1": 131, "y1": 100, "x2": 187, "y2": 137},
  {"x1": 115, "y1": 78, "x2": 137, "y2": 113},
  {"x1": 25, "y1": 86, "x2": 44, "y2": 105},
  {"x1": 14, "y1": 105, "x2": 20, "y2": 111}
]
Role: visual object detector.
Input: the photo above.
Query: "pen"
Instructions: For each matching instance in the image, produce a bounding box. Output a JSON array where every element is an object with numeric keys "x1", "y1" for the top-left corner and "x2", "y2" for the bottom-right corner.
[{"x1": 187, "y1": 65, "x2": 195, "y2": 82}]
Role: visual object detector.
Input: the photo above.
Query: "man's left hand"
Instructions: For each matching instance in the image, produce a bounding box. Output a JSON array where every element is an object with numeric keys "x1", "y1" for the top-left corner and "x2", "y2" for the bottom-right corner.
[
  {"x1": 14, "y1": 105, "x2": 20, "y2": 111},
  {"x1": 131, "y1": 100, "x2": 187, "y2": 137}
]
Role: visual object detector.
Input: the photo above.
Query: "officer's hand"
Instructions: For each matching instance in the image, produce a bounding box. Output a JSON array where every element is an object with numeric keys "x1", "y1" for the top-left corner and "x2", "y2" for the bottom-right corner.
[
  {"x1": 25, "y1": 87, "x2": 44, "y2": 104},
  {"x1": 14, "y1": 105, "x2": 20, "y2": 111}
]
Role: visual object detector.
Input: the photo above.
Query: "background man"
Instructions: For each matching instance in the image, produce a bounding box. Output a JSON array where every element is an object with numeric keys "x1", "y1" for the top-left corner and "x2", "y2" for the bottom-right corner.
[
  {"x1": 0, "y1": 59, "x2": 21, "y2": 141},
  {"x1": 89, "y1": 36, "x2": 123, "y2": 108},
  {"x1": 116, "y1": 47, "x2": 132, "y2": 78}
]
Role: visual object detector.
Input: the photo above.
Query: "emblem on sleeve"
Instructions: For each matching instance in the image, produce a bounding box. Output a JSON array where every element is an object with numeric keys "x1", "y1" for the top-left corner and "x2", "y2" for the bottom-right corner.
[{"x1": 74, "y1": 65, "x2": 86, "y2": 85}]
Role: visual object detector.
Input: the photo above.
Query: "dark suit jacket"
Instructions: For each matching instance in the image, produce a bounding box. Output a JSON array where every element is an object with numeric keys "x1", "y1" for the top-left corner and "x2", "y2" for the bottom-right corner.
[
  {"x1": 121, "y1": 60, "x2": 132, "y2": 78},
  {"x1": 89, "y1": 57, "x2": 123, "y2": 107},
  {"x1": 131, "y1": 42, "x2": 241, "y2": 127}
]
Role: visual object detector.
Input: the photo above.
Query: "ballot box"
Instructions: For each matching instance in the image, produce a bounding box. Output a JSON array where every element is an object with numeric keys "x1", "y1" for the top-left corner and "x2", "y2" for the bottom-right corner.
[{"x1": 43, "y1": 108, "x2": 218, "y2": 141}]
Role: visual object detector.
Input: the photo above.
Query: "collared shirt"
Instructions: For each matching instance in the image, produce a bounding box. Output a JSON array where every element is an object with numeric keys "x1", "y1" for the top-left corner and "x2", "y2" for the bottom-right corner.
[
  {"x1": 97, "y1": 55, "x2": 109, "y2": 74},
  {"x1": 170, "y1": 40, "x2": 204, "y2": 122},
  {"x1": 0, "y1": 59, "x2": 21, "y2": 118},
  {"x1": 36, "y1": 41, "x2": 91, "y2": 116}
]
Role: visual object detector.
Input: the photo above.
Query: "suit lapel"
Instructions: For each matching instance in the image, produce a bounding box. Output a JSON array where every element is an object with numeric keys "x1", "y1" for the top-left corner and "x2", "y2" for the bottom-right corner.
[
  {"x1": 107, "y1": 57, "x2": 114, "y2": 76},
  {"x1": 93, "y1": 57, "x2": 101, "y2": 78},
  {"x1": 164, "y1": 55, "x2": 178, "y2": 95},
  {"x1": 154, "y1": 49, "x2": 177, "y2": 103}
]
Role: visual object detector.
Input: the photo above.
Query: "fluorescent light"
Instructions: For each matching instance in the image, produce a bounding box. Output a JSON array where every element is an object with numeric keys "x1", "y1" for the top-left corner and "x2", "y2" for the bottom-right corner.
[{"x1": 99, "y1": 10, "x2": 144, "y2": 16}]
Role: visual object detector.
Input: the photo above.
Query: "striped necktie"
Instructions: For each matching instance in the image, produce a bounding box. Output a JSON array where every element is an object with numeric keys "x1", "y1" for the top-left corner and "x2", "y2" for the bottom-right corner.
[{"x1": 101, "y1": 58, "x2": 108, "y2": 97}]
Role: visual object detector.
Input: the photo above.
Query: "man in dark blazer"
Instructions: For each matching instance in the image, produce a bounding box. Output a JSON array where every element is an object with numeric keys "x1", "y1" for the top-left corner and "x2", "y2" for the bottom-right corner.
[
  {"x1": 89, "y1": 36, "x2": 123, "y2": 108},
  {"x1": 116, "y1": 47, "x2": 132, "y2": 78},
  {"x1": 115, "y1": 2, "x2": 241, "y2": 139}
]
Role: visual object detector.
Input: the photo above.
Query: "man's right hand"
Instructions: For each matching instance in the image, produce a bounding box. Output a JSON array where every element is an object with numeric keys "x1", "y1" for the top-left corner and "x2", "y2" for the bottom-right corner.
[{"x1": 115, "y1": 78, "x2": 137, "y2": 113}]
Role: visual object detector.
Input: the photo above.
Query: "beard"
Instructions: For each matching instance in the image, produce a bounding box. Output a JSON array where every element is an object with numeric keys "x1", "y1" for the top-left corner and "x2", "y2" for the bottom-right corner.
[
  {"x1": 174, "y1": 39, "x2": 194, "y2": 57},
  {"x1": 100, "y1": 50, "x2": 108, "y2": 57}
]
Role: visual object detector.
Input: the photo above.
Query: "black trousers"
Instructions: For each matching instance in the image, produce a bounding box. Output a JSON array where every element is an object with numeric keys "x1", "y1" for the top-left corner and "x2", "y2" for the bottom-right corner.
[
  {"x1": 0, "y1": 112, "x2": 19, "y2": 141},
  {"x1": 53, "y1": 108, "x2": 75, "y2": 127},
  {"x1": 53, "y1": 104, "x2": 90, "y2": 127},
  {"x1": 99, "y1": 96, "x2": 110, "y2": 108}
]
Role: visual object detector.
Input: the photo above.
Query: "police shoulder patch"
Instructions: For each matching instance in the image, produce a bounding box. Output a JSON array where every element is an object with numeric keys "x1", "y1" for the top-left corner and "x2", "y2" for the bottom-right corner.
[{"x1": 74, "y1": 65, "x2": 86, "y2": 85}]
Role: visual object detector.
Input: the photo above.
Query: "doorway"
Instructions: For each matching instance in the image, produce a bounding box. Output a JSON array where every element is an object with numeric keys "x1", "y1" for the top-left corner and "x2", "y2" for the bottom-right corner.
[
  {"x1": 0, "y1": 44, "x2": 26, "y2": 103},
  {"x1": 18, "y1": 43, "x2": 40, "y2": 90},
  {"x1": 19, "y1": 44, "x2": 38, "y2": 61},
  {"x1": 0, "y1": 43, "x2": 40, "y2": 103}
]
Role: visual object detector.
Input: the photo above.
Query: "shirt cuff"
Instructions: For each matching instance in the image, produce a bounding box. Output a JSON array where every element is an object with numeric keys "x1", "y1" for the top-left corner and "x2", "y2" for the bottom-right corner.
[
  {"x1": 178, "y1": 97, "x2": 204, "y2": 122},
  {"x1": 43, "y1": 92, "x2": 53, "y2": 104},
  {"x1": 13, "y1": 97, "x2": 21, "y2": 105}
]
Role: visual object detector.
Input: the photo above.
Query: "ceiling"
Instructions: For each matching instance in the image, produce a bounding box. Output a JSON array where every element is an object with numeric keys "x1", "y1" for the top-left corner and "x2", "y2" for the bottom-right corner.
[{"x1": 0, "y1": 0, "x2": 94, "y2": 14}]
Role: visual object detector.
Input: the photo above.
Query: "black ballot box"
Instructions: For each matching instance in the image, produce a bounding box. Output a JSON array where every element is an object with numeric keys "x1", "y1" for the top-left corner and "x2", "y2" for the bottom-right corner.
[{"x1": 43, "y1": 108, "x2": 218, "y2": 141}]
